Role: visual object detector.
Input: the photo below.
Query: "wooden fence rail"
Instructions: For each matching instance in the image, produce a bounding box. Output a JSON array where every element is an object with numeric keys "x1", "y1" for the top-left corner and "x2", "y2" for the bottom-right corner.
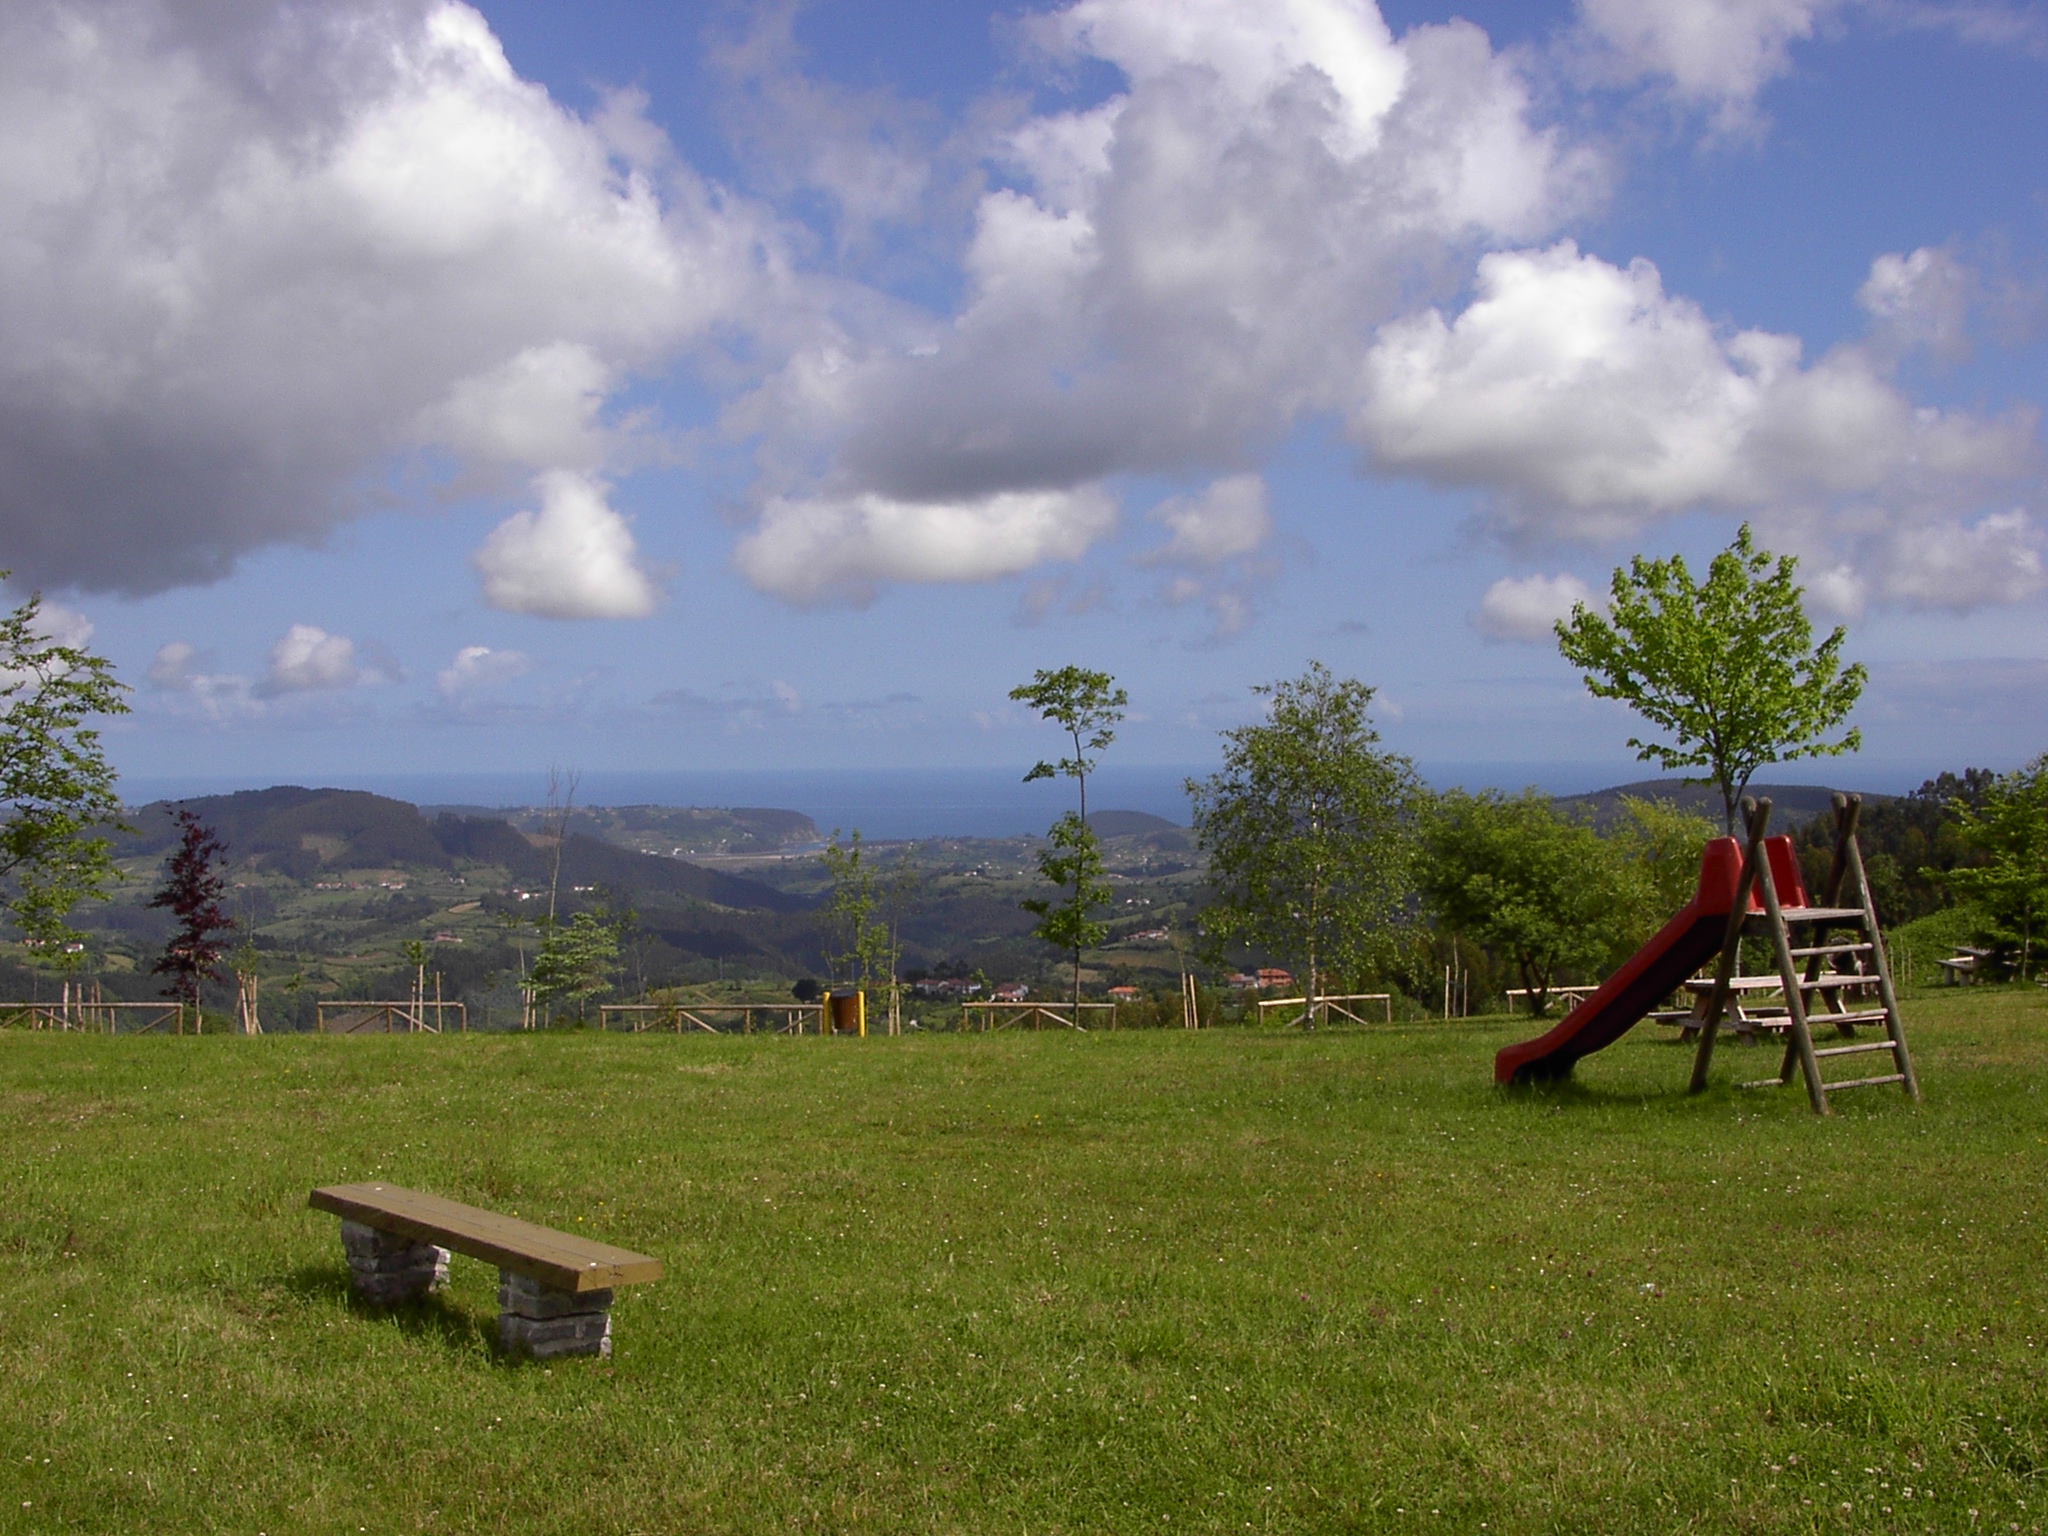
[
  {"x1": 961, "y1": 1001, "x2": 1118, "y2": 1032},
  {"x1": 0, "y1": 1001, "x2": 190, "y2": 1034},
  {"x1": 315, "y1": 1001, "x2": 466, "y2": 1035},
  {"x1": 596, "y1": 1002, "x2": 826, "y2": 1035},
  {"x1": 1503, "y1": 986, "x2": 1601, "y2": 1014},
  {"x1": 1253, "y1": 992, "x2": 1392, "y2": 1028}
]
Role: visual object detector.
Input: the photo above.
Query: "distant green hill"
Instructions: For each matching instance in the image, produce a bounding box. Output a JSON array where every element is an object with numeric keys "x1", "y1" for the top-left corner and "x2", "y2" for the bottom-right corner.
[
  {"x1": 1089, "y1": 809, "x2": 1181, "y2": 836},
  {"x1": 114, "y1": 788, "x2": 808, "y2": 913},
  {"x1": 1551, "y1": 778, "x2": 1882, "y2": 831},
  {"x1": 428, "y1": 803, "x2": 819, "y2": 857}
]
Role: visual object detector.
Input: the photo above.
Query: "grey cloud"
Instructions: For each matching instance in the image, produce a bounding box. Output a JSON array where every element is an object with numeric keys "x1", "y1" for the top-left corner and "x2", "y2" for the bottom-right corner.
[{"x1": 0, "y1": 0, "x2": 776, "y2": 596}]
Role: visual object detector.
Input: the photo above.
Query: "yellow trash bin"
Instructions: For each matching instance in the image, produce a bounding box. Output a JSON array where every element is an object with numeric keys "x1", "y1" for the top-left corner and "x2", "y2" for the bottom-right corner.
[{"x1": 827, "y1": 990, "x2": 865, "y2": 1036}]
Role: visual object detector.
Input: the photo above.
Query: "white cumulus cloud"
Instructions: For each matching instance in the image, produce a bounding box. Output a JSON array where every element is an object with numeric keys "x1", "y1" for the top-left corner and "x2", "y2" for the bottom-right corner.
[
  {"x1": 1858, "y1": 246, "x2": 1971, "y2": 362},
  {"x1": 1803, "y1": 563, "x2": 1868, "y2": 620},
  {"x1": 1050, "y1": 0, "x2": 1410, "y2": 157},
  {"x1": 417, "y1": 343, "x2": 616, "y2": 474},
  {"x1": 31, "y1": 601, "x2": 94, "y2": 650},
  {"x1": 727, "y1": 0, "x2": 1595, "y2": 599},
  {"x1": 1573, "y1": 0, "x2": 1844, "y2": 121},
  {"x1": 257, "y1": 626, "x2": 360, "y2": 696},
  {"x1": 1474, "y1": 573, "x2": 1601, "y2": 641},
  {"x1": 1141, "y1": 475, "x2": 1274, "y2": 567},
  {"x1": 436, "y1": 645, "x2": 532, "y2": 696},
  {"x1": 1872, "y1": 509, "x2": 2045, "y2": 611},
  {"x1": 473, "y1": 472, "x2": 662, "y2": 619},
  {"x1": 146, "y1": 641, "x2": 257, "y2": 719},
  {"x1": 733, "y1": 487, "x2": 1119, "y2": 605},
  {"x1": 0, "y1": 0, "x2": 773, "y2": 595},
  {"x1": 148, "y1": 642, "x2": 201, "y2": 692},
  {"x1": 1352, "y1": 241, "x2": 2034, "y2": 542}
]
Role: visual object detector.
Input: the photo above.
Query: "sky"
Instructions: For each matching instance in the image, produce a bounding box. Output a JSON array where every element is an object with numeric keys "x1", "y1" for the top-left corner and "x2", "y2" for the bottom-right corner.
[{"x1": 5, "y1": 0, "x2": 2046, "y2": 800}]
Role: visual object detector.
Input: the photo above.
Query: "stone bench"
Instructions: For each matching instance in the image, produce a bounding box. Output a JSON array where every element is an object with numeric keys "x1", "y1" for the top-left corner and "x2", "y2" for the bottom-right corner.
[{"x1": 309, "y1": 1182, "x2": 662, "y2": 1360}]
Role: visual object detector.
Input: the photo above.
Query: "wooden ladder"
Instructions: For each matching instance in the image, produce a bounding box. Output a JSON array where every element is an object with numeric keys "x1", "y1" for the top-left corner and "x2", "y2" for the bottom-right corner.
[{"x1": 1689, "y1": 793, "x2": 1920, "y2": 1116}]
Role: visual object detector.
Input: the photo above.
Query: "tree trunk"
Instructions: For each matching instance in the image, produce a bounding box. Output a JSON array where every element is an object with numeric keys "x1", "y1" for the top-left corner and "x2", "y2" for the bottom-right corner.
[
  {"x1": 1519, "y1": 954, "x2": 1548, "y2": 1017},
  {"x1": 1304, "y1": 931, "x2": 1319, "y2": 1032}
]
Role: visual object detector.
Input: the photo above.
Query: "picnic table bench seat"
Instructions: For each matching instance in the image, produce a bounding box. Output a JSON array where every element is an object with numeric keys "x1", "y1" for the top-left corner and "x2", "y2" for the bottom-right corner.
[
  {"x1": 1937, "y1": 949, "x2": 1986, "y2": 983},
  {"x1": 310, "y1": 1182, "x2": 662, "y2": 1359},
  {"x1": 1655, "y1": 968, "x2": 1879, "y2": 1043}
]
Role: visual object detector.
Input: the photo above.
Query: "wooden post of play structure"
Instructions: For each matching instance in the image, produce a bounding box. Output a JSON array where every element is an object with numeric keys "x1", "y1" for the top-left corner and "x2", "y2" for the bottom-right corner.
[
  {"x1": 1181, "y1": 972, "x2": 1200, "y2": 1030},
  {"x1": 1690, "y1": 798, "x2": 1770, "y2": 1094}
]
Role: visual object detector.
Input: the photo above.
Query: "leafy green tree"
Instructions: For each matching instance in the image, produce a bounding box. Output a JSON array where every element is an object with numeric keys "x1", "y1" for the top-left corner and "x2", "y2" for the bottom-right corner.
[
  {"x1": 1556, "y1": 524, "x2": 1865, "y2": 833},
  {"x1": 1021, "y1": 812, "x2": 1113, "y2": 1010},
  {"x1": 1791, "y1": 768, "x2": 1995, "y2": 925},
  {"x1": 1010, "y1": 665, "x2": 1127, "y2": 825},
  {"x1": 1613, "y1": 795, "x2": 1720, "y2": 930},
  {"x1": 1942, "y1": 756, "x2": 2048, "y2": 979},
  {"x1": 1419, "y1": 790, "x2": 1636, "y2": 1017},
  {"x1": 0, "y1": 580, "x2": 129, "y2": 947},
  {"x1": 1189, "y1": 663, "x2": 1420, "y2": 1028},
  {"x1": 1010, "y1": 666, "x2": 1127, "y2": 1009},
  {"x1": 820, "y1": 829, "x2": 890, "y2": 987},
  {"x1": 528, "y1": 908, "x2": 624, "y2": 1024},
  {"x1": 148, "y1": 807, "x2": 235, "y2": 1011}
]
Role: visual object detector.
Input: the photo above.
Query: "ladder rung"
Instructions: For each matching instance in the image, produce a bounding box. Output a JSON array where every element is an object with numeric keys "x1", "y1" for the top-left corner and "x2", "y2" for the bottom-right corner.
[
  {"x1": 1804, "y1": 1009, "x2": 1890, "y2": 1026},
  {"x1": 1780, "y1": 907, "x2": 1869, "y2": 922},
  {"x1": 1798, "y1": 975, "x2": 1877, "y2": 991},
  {"x1": 1789, "y1": 943, "x2": 1873, "y2": 959},
  {"x1": 1820, "y1": 1073, "x2": 1906, "y2": 1091},
  {"x1": 1812, "y1": 1041, "x2": 1899, "y2": 1059}
]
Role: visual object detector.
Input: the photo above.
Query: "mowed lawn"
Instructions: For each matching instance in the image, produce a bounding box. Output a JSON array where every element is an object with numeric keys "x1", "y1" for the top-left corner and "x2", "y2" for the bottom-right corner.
[{"x1": 0, "y1": 990, "x2": 2043, "y2": 1535}]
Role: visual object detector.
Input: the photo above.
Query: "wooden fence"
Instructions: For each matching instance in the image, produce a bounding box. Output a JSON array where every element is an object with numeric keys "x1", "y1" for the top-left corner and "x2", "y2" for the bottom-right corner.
[
  {"x1": 596, "y1": 1002, "x2": 826, "y2": 1035},
  {"x1": 1253, "y1": 992, "x2": 1392, "y2": 1028},
  {"x1": 0, "y1": 1000, "x2": 190, "y2": 1034},
  {"x1": 315, "y1": 1001, "x2": 466, "y2": 1034},
  {"x1": 1504, "y1": 986, "x2": 1601, "y2": 1014},
  {"x1": 961, "y1": 1001, "x2": 1118, "y2": 1032}
]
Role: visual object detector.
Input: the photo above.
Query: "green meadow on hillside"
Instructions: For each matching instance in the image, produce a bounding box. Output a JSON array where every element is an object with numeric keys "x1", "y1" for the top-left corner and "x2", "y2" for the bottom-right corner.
[{"x1": 0, "y1": 987, "x2": 2042, "y2": 1534}]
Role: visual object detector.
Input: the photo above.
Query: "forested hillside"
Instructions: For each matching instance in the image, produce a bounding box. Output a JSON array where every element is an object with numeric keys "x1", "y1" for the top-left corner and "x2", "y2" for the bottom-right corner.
[{"x1": 0, "y1": 769, "x2": 2022, "y2": 1026}]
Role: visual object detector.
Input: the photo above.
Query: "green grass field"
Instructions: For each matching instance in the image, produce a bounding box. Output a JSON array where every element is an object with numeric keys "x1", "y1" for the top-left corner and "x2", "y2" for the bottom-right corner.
[{"x1": 1, "y1": 989, "x2": 2043, "y2": 1533}]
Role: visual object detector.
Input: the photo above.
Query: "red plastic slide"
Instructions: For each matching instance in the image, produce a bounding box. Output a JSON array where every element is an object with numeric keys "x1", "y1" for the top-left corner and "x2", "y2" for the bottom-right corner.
[{"x1": 1492, "y1": 834, "x2": 1809, "y2": 1084}]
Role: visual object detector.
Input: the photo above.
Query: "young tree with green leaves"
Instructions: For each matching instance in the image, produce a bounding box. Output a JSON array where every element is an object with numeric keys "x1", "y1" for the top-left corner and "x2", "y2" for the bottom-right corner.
[
  {"x1": 399, "y1": 937, "x2": 431, "y2": 1028},
  {"x1": 820, "y1": 829, "x2": 891, "y2": 988},
  {"x1": 1556, "y1": 524, "x2": 1865, "y2": 833},
  {"x1": 1419, "y1": 790, "x2": 1637, "y2": 1017},
  {"x1": 1942, "y1": 756, "x2": 2048, "y2": 979},
  {"x1": 0, "y1": 579, "x2": 129, "y2": 948},
  {"x1": 528, "y1": 908, "x2": 626, "y2": 1025},
  {"x1": 1010, "y1": 666, "x2": 1128, "y2": 1010},
  {"x1": 1010, "y1": 665, "x2": 1128, "y2": 825},
  {"x1": 1613, "y1": 795, "x2": 1721, "y2": 930},
  {"x1": 1189, "y1": 663, "x2": 1420, "y2": 1029},
  {"x1": 149, "y1": 807, "x2": 235, "y2": 1012},
  {"x1": 1021, "y1": 812, "x2": 1113, "y2": 1012}
]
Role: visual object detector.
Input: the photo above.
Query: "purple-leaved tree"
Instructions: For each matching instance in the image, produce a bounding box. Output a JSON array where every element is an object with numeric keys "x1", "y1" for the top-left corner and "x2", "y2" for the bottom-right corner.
[{"x1": 148, "y1": 807, "x2": 234, "y2": 1012}]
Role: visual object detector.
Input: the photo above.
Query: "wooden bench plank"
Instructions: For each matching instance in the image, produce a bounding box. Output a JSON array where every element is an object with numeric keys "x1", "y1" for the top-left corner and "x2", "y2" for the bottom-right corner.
[{"x1": 310, "y1": 1182, "x2": 662, "y2": 1293}]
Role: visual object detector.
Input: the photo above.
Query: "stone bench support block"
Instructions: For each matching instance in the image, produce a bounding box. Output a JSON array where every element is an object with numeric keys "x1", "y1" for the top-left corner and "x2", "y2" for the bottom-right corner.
[
  {"x1": 340, "y1": 1219, "x2": 449, "y2": 1306},
  {"x1": 498, "y1": 1269, "x2": 613, "y2": 1360}
]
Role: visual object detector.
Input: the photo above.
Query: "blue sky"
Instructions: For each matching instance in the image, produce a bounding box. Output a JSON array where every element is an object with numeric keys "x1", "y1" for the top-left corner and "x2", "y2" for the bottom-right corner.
[{"x1": 5, "y1": 0, "x2": 2045, "y2": 796}]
